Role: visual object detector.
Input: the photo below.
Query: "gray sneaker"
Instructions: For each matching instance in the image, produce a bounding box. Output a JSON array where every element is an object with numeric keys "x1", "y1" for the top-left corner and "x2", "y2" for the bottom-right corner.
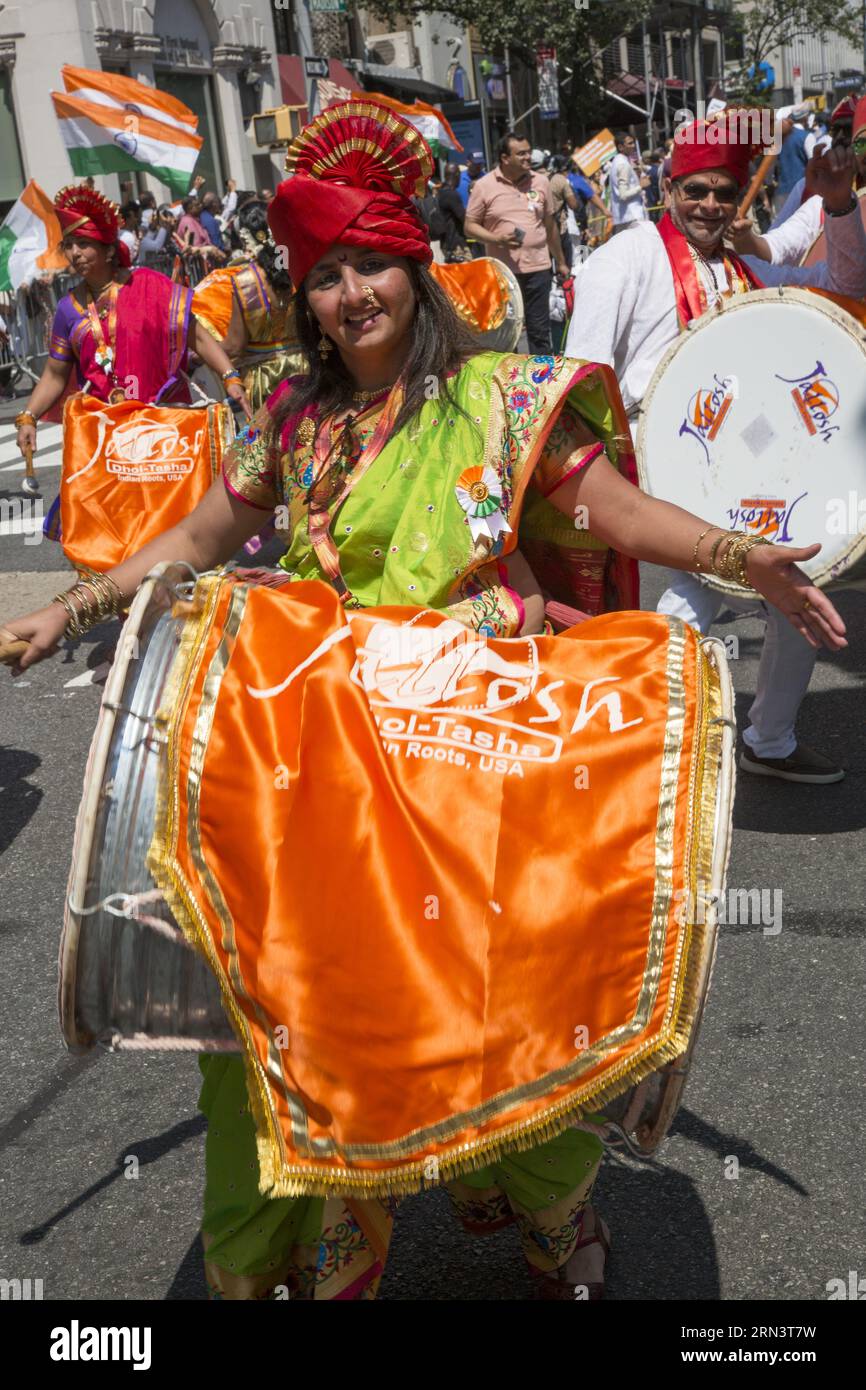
[{"x1": 739, "y1": 743, "x2": 844, "y2": 784}]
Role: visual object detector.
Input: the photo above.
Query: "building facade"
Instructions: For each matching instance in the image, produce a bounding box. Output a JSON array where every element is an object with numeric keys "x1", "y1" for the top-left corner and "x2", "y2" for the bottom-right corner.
[{"x1": 0, "y1": 0, "x2": 286, "y2": 211}]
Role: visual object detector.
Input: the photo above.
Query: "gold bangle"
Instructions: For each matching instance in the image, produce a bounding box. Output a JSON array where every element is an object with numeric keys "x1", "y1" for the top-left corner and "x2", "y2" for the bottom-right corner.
[
  {"x1": 692, "y1": 524, "x2": 719, "y2": 573},
  {"x1": 15, "y1": 410, "x2": 37, "y2": 429}
]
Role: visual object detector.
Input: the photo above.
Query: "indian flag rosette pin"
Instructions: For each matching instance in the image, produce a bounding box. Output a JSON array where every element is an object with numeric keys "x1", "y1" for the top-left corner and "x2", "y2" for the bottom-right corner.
[{"x1": 455, "y1": 466, "x2": 512, "y2": 543}]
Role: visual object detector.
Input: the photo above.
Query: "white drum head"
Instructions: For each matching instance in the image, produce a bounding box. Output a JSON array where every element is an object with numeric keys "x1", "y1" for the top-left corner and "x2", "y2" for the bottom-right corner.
[{"x1": 636, "y1": 289, "x2": 866, "y2": 592}]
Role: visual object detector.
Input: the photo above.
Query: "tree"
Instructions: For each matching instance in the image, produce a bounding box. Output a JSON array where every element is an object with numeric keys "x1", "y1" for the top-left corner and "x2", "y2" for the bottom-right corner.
[
  {"x1": 728, "y1": 0, "x2": 863, "y2": 98},
  {"x1": 364, "y1": 0, "x2": 651, "y2": 134}
]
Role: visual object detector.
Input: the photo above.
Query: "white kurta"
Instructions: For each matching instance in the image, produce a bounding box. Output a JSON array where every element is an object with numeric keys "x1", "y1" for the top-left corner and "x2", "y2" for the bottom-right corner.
[
  {"x1": 761, "y1": 194, "x2": 823, "y2": 264},
  {"x1": 565, "y1": 211, "x2": 866, "y2": 413}
]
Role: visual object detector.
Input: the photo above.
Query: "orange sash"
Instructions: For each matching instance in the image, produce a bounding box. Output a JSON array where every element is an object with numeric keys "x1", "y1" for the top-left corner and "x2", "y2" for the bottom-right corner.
[
  {"x1": 59, "y1": 393, "x2": 234, "y2": 573},
  {"x1": 150, "y1": 574, "x2": 725, "y2": 1199},
  {"x1": 429, "y1": 259, "x2": 510, "y2": 333}
]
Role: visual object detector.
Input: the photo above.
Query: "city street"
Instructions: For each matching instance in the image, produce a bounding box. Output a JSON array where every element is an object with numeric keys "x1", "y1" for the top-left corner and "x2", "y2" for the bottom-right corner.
[{"x1": 1, "y1": 402, "x2": 864, "y2": 1301}]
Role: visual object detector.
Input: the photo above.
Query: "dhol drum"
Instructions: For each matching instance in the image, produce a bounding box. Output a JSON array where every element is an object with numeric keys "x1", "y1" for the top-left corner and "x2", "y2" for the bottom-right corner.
[
  {"x1": 636, "y1": 287, "x2": 866, "y2": 594},
  {"x1": 800, "y1": 186, "x2": 866, "y2": 268},
  {"x1": 60, "y1": 566, "x2": 735, "y2": 1165},
  {"x1": 59, "y1": 563, "x2": 237, "y2": 1052},
  {"x1": 429, "y1": 257, "x2": 524, "y2": 351}
]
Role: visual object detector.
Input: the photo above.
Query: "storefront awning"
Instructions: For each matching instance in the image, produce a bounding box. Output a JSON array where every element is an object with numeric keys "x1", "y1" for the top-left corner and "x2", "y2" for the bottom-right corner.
[{"x1": 356, "y1": 67, "x2": 456, "y2": 105}]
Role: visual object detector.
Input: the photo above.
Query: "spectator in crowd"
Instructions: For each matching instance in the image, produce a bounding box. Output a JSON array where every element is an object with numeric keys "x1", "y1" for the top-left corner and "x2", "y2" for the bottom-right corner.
[
  {"x1": 258, "y1": 188, "x2": 274, "y2": 202},
  {"x1": 567, "y1": 160, "x2": 613, "y2": 237},
  {"x1": 139, "y1": 192, "x2": 157, "y2": 231},
  {"x1": 530, "y1": 148, "x2": 549, "y2": 175},
  {"x1": 608, "y1": 132, "x2": 649, "y2": 233},
  {"x1": 436, "y1": 163, "x2": 471, "y2": 262},
  {"x1": 178, "y1": 195, "x2": 211, "y2": 249},
  {"x1": 645, "y1": 149, "x2": 664, "y2": 220},
  {"x1": 465, "y1": 131, "x2": 569, "y2": 354},
  {"x1": 118, "y1": 202, "x2": 141, "y2": 260},
  {"x1": 548, "y1": 155, "x2": 580, "y2": 267},
  {"x1": 222, "y1": 177, "x2": 238, "y2": 222},
  {"x1": 200, "y1": 192, "x2": 226, "y2": 255},
  {"x1": 774, "y1": 107, "x2": 810, "y2": 213},
  {"x1": 457, "y1": 151, "x2": 485, "y2": 207}
]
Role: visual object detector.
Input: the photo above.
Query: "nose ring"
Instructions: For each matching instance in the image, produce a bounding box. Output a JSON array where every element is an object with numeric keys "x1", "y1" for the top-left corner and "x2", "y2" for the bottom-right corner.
[{"x1": 362, "y1": 284, "x2": 377, "y2": 307}]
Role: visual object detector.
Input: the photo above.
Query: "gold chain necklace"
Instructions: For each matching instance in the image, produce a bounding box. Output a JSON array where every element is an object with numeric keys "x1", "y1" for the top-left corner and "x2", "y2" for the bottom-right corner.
[{"x1": 351, "y1": 385, "x2": 392, "y2": 403}]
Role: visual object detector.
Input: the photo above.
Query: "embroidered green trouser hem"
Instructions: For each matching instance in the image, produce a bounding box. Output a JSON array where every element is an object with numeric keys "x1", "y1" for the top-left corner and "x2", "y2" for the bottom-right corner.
[{"x1": 199, "y1": 1055, "x2": 604, "y2": 1299}]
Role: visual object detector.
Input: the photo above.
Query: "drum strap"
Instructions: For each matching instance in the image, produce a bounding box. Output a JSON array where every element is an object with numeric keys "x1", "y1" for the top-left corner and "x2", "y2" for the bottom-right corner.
[{"x1": 657, "y1": 214, "x2": 763, "y2": 326}]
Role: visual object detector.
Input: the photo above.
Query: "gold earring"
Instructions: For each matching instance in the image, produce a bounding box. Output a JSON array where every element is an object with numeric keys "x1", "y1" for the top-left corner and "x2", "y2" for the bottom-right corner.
[{"x1": 318, "y1": 329, "x2": 332, "y2": 361}]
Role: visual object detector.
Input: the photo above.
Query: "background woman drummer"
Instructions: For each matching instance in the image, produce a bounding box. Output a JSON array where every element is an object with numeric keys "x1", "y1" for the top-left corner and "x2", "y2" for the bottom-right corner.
[
  {"x1": 15, "y1": 185, "x2": 251, "y2": 490},
  {"x1": 0, "y1": 104, "x2": 847, "y2": 1301}
]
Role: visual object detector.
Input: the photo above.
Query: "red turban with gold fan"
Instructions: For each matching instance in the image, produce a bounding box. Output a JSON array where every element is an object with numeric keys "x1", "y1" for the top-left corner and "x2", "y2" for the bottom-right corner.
[
  {"x1": 267, "y1": 100, "x2": 434, "y2": 287},
  {"x1": 53, "y1": 184, "x2": 132, "y2": 268},
  {"x1": 671, "y1": 115, "x2": 755, "y2": 187}
]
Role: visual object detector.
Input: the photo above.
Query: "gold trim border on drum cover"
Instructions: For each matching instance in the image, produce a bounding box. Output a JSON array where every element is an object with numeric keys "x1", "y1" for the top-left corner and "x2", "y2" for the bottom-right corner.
[
  {"x1": 634, "y1": 286, "x2": 866, "y2": 595},
  {"x1": 59, "y1": 566, "x2": 171, "y2": 1052},
  {"x1": 148, "y1": 598, "x2": 730, "y2": 1197}
]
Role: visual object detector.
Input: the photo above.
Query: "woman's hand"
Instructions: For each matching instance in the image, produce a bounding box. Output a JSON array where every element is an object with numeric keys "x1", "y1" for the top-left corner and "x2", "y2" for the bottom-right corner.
[
  {"x1": 225, "y1": 379, "x2": 252, "y2": 418},
  {"x1": 17, "y1": 423, "x2": 37, "y2": 459},
  {"x1": 746, "y1": 543, "x2": 847, "y2": 650},
  {"x1": 1, "y1": 603, "x2": 69, "y2": 673}
]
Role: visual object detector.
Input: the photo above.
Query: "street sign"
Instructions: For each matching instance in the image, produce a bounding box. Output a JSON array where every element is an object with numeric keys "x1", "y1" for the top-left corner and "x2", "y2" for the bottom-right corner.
[
  {"x1": 810, "y1": 72, "x2": 833, "y2": 82},
  {"x1": 309, "y1": 0, "x2": 347, "y2": 10},
  {"x1": 304, "y1": 56, "x2": 329, "y2": 79}
]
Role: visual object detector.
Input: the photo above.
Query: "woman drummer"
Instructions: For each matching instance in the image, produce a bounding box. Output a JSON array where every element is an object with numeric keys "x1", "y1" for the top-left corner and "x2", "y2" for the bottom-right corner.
[
  {"x1": 15, "y1": 184, "x2": 251, "y2": 514},
  {"x1": 0, "y1": 102, "x2": 846, "y2": 1300}
]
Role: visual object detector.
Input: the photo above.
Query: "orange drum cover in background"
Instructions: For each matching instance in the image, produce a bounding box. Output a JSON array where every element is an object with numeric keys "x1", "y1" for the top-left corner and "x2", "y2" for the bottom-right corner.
[
  {"x1": 429, "y1": 258, "x2": 510, "y2": 333},
  {"x1": 59, "y1": 393, "x2": 234, "y2": 573},
  {"x1": 149, "y1": 575, "x2": 726, "y2": 1199}
]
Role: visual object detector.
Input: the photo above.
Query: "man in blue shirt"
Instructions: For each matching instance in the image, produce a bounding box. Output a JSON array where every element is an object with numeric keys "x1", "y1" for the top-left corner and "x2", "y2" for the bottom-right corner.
[
  {"x1": 458, "y1": 152, "x2": 485, "y2": 208},
  {"x1": 199, "y1": 192, "x2": 226, "y2": 254},
  {"x1": 774, "y1": 113, "x2": 809, "y2": 214}
]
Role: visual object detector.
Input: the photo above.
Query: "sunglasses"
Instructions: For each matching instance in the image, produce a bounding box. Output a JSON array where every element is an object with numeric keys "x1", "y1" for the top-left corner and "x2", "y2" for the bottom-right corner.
[{"x1": 676, "y1": 181, "x2": 739, "y2": 205}]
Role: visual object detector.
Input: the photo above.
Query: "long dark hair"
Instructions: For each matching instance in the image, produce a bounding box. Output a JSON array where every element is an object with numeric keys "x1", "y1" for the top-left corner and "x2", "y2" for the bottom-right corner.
[
  {"x1": 273, "y1": 260, "x2": 482, "y2": 461},
  {"x1": 237, "y1": 200, "x2": 293, "y2": 292}
]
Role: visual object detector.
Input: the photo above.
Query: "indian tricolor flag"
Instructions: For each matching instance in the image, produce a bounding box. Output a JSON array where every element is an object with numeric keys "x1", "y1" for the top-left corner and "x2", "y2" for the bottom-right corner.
[
  {"x1": 52, "y1": 66, "x2": 203, "y2": 196},
  {"x1": 0, "y1": 180, "x2": 66, "y2": 292},
  {"x1": 351, "y1": 91, "x2": 463, "y2": 157}
]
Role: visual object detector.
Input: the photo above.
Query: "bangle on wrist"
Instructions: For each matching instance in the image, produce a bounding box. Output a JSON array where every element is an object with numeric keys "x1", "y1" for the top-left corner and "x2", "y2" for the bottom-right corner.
[{"x1": 15, "y1": 410, "x2": 37, "y2": 429}]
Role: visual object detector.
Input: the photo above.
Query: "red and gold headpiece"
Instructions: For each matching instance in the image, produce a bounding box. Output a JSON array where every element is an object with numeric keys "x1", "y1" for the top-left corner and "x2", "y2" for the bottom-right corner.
[
  {"x1": 53, "y1": 184, "x2": 131, "y2": 267},
  {"x1": 267, "y1": 100, "x2": 434, "y2": 287}
]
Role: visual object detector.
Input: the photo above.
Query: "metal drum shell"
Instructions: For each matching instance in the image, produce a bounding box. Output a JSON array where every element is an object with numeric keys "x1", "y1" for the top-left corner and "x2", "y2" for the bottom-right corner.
[{"x1": 59, "y1": 565, "x2": 236, "y2": 1053}]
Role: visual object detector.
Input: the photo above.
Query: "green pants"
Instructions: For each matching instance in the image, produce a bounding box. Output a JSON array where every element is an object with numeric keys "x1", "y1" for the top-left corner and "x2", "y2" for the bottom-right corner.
[{"x1": 199, "y1": 1055, "x2": 603, "y2": 1299}]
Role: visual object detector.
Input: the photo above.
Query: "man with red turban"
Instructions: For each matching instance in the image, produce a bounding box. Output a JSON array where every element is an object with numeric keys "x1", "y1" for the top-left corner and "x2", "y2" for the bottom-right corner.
[{"x1": 566, "y1": 112, "x2": 866, "y2": 784}]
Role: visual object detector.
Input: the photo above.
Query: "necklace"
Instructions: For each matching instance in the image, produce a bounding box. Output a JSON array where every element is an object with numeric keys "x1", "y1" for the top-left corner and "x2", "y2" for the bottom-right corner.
[
  {"x1": 351, "y1": 385, "x2": 392, "y2": 403},
  {"x1": 687, "y1": 243, "x2": 724, "y2": 306}
]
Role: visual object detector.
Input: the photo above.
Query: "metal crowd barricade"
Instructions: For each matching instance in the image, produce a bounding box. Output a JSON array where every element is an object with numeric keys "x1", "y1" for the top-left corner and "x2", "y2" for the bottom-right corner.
[{"x1": 0, "y1": 272, "x2": 77, "y2": 394}]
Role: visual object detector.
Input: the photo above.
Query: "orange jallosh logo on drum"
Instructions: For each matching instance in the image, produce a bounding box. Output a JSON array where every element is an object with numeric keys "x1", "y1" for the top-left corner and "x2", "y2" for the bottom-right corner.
[
  {"x1": 776, "y1": 361, "x2": 840, "y2": 443},
  {"x1": 727, "y1": 491, "x2": 807, "y2": 543},
  {"x1": 679, "y1": 375, "x2": 735, "y2": 462}
]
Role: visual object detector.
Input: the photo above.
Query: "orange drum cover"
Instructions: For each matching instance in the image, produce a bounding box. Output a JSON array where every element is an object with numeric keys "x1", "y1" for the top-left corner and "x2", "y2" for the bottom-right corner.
[
  {"x1": 149, "y1": 575, "x2": 728, "y2": 1197},
  {"x1": 60, "y1": 393, "x2": 234, "y2": 573}
]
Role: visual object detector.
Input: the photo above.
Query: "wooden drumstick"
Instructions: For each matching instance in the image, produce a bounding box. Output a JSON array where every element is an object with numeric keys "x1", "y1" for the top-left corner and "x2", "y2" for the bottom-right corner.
[
  {"x1": 0, "y1": 626, "x2": 30, "y2": 665},
  {"x1": 20, "y1": 440, "x2": 40, "y2": 497},
  {"x1": 737, "y1": 151, "x2": 778, "y2": 220}
]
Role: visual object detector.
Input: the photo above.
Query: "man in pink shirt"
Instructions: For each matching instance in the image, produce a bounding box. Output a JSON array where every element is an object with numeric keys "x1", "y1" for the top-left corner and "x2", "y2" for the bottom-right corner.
[{"x1": 465, "y1": 133, "x2": 570, "y2": 353}]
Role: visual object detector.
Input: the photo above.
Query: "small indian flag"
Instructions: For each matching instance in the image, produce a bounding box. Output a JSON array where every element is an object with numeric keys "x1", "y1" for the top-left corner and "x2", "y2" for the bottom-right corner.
[
  {"x1": 351, "y1": 90, "x2": 463, "y2": 157},
  {"x1": 0, "y1": 180, "x2": 66, "y2": 292},
  {"x1": 51, "y1": 71, "x2": 203, "y2": 197}
]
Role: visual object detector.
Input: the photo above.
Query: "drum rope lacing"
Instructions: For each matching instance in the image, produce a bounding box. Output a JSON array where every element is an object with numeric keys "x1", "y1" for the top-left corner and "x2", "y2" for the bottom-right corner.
[{"x1": 66, "y1": 889, "x2": 195, "y2": 947}]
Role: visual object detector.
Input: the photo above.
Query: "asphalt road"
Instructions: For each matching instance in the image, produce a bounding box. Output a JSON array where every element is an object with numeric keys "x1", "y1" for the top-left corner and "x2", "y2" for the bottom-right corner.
[{"x1": 1, "y1": 402, "x2": 864, "y2": 1302}]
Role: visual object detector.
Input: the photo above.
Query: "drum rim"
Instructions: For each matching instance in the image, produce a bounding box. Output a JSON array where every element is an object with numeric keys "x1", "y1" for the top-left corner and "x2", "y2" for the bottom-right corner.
[
  {"x1": 799, "y1": 185, "x2": 866, "y2": 268},
  {"x1": 635, "y1": 287, "x2": 866, "y2": 594},
  {"x1": 58, "y1": 563, "x2": 177, "y2": 1050}
]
